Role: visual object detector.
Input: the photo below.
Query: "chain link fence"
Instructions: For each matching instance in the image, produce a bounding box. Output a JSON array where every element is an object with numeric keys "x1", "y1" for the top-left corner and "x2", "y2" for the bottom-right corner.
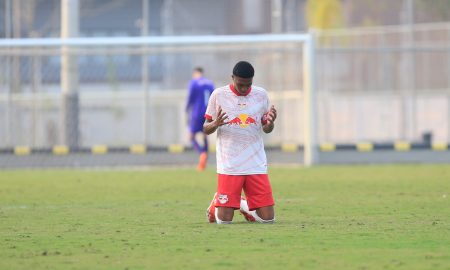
[
  {"x1": 1, "y1": 23, "x2": 450, "y2": 168},
  {"x1": 315, "y1": 23, "x2": 450, "y2": 145},
  {"x1": 0, "y1": 37, "x2": 304, "y2": 152}
]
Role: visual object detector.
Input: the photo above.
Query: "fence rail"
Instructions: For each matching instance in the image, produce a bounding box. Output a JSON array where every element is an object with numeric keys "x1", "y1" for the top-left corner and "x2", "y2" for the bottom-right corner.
[{"x1": 1, "y1": 23, "x2": 450, "y2": 159}]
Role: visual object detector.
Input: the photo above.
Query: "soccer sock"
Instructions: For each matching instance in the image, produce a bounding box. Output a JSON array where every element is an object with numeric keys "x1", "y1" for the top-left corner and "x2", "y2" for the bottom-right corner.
[
  {"x1": 203, "y1": 137, "x2": 209, "y2": 153},
  {"x1": 191, "y1": 137, "x2": 203, "y2": 153},
  {"x1": 214, "y1": 208, "x2": 232, "y2": 224}
]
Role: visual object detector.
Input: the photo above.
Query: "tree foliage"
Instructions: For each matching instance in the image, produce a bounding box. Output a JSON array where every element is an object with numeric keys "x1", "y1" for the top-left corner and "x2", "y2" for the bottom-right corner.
[{"x1": 306, "y1": 0, "x2": 345, "y2": 29}]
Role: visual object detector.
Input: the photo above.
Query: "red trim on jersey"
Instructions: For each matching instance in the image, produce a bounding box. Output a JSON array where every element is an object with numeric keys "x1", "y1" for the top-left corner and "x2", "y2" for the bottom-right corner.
[
  {"x1": 229, "y1": 84, "x2": 252, "y2": 96},
  {"x1": 204, "y1": 114, "x2": 212, "y2": 120}
]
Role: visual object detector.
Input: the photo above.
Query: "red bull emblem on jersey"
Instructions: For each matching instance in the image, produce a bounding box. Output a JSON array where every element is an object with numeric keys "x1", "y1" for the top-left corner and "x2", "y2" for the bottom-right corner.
[
  {"x1": 217, "y1": 194, "x2": 229, "y2": 204},
  {"x1": 228, "y1": 114, "x2": 257, "y2": 128}
]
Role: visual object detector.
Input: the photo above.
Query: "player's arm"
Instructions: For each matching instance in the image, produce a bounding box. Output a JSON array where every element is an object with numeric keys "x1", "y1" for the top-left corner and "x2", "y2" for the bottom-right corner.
[
  {"x1": 185, "y1": 81, "x2": 195, "y2": 112},
  {"x1": 262, "y1": 105, "x2": 277, "y2": 134},
  {"x1": 203, "y1": 106, "x2": 229, "y2": 135}
]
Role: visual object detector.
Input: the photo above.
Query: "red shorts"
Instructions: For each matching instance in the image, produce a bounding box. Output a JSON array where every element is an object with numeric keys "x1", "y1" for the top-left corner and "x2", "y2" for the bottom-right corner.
[{"x1": 215, "y1": 174, "x2": 274, "y2": 211}]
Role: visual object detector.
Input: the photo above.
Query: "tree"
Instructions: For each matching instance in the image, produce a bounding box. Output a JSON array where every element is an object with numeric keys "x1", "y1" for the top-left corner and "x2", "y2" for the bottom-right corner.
[{"x1": 306, "y1": 0, "x2": 345, "y2": 29}]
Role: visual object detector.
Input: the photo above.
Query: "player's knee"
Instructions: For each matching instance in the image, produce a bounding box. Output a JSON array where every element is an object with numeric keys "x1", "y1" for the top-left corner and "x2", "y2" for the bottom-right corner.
[
  {"x1": 259, "y1": 213, "x2": 274, "y2": 220},
  {"x1": 257, "y1": 214, "x2": 275, "y2": 223},
  {"x1": 216, "y1": 217, "x2": 233, "y2": 224},
  {"x1": 254, "y1": 212, "x2": 275, "y2": 224},
  {"x1": 256, "y1": 207, "x2": 274, "y2": 221},
  {"x1": 255, "y1": 206, "x2": 275, "y2": 224},
  {"x1": 215, "y1": 207, "x2": 234, "y2": 223}
]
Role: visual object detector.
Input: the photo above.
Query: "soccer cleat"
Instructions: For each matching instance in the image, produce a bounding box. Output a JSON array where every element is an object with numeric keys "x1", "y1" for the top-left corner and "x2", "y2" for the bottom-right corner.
[
  {"x1": 206, "y1": 192, "x2": 217, "y2": 223},
  {"x1": 239, "y1": 197, "x2": 256, "y2": 222},
  {"x1": 197, "y1": 152, "x2": 208, "y2": 171}
]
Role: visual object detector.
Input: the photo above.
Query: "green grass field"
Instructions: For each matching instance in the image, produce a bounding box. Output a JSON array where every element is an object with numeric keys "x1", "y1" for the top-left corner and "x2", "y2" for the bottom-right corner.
[{"x1": 1, "y1": 165, "x2": 449, "y2": 269}]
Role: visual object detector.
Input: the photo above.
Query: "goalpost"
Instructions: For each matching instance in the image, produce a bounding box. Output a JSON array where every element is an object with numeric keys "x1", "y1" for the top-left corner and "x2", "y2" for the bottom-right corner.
[{"x1": 0, "y1": 34, "x2": 318, "y2": 166}]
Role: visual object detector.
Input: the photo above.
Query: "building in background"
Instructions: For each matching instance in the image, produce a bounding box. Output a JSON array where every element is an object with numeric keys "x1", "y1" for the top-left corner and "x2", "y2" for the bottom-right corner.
[
  {"x1": 1, "y1": 0, "x2": 449, "y2": 90},
  {"x1": 0, "y1": 0, "x2": 305, "y2": 38},
  {"x1": 2, "y1": 0, "x2": 450, "y2": 38},
  {"x1": 0, "y1": 0, "x2": 304, "y2": 88}
]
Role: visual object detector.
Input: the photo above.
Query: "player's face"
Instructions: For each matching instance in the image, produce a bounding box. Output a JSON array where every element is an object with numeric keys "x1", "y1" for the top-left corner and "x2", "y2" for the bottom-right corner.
[
  {"x1": 192, "y1": 70, "x2": 202, "y2": 79},
  {"x1": 232, "y1": 75, "x2": 252, "y2": 94}
]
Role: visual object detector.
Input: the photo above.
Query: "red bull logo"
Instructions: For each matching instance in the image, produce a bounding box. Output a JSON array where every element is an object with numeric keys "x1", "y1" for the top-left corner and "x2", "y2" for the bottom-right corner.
[{"x1": 228, "y1": 114, "x2": 257, "y2": 128}]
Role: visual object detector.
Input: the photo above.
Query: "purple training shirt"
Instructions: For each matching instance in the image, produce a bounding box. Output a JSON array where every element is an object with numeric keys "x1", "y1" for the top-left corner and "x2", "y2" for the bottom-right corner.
[{"x1": 186, "y1": 77, "x2": 215, "y2": 133}]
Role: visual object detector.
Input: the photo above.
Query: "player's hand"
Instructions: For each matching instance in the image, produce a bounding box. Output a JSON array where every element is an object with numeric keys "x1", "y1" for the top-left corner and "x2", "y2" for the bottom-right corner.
[
  {"x1": 262, "y1": 105, "x2": 276, "y2": 134},
  {"x1": 265, "y1": 105, "x2": 277, "y2": 125},
  {"x1": 214, "y1": 106, "x2": 229, "y2": 127}
]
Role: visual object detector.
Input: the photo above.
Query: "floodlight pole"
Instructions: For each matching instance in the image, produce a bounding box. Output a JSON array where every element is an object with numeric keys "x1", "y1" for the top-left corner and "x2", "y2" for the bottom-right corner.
[
  {"x1": 142, "y1": 0, "x2": 150, "y2": 145},
  {"x1": 303, "y1": 31, "x2": 318, "y2": 166},
  {"x1": 4, "y1": 0, "x2": 11, "y2": 146},
  {"x1": 271, "y1": 0, "x2": 282, "y2": 33},
  {"x1": 61, "y1": 0, "x2": 80, "y2": 147}
]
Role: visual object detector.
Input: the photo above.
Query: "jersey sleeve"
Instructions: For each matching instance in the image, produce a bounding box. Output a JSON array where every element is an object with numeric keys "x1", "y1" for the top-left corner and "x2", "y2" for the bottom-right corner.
[
  {"x1": 204, "y1": 90, "x2": 217, "y2": 121},
  {"x1": 185, "y1": 80, "x2": 195, "y2": 111}
]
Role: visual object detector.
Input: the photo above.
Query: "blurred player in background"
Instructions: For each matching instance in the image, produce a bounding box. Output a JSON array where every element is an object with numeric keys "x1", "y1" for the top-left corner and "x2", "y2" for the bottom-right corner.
[
  {"x1": 203, "y1": 61, "x2": 277, "y2": 224},
  {"x1": 186, "y1": 67, "x2": 215, "y2": 171}
]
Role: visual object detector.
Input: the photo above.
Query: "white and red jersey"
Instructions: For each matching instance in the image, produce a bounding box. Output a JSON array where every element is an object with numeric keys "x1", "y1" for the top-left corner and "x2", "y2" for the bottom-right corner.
[{"x1": 205, "y1": 84, "x2": 270, "y2": 175}]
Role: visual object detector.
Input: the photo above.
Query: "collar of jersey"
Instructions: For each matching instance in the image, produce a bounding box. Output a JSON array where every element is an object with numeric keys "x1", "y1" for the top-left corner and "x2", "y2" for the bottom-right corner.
[{"x1": 229, "y1": 84, "x2": 252, "y2": 96}]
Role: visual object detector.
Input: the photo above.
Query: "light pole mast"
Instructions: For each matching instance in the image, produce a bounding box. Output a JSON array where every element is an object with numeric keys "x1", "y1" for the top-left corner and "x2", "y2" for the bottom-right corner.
[
  {"x1": 142, "y1": 0, "x2": 149, "y2": 145},
  {"x1": 61, "y1": 0, "x2": 80, "y2": 147}
]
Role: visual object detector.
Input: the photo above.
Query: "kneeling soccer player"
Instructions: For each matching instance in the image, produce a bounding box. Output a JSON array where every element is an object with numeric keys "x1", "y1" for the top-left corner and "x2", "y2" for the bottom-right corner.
[{"x1": 203, "y1": 61, "x2": 277, "y2": 224}]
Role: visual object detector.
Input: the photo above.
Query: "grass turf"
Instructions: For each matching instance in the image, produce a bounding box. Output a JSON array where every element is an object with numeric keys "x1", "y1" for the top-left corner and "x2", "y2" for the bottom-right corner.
[{"x1": 0, "y1": 165, "x2": 449, "y2": 269}]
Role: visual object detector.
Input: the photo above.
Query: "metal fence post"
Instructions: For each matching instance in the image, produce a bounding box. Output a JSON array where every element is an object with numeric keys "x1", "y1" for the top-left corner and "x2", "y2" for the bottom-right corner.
[
  {"x1": 303, "y1": 31, "x2": 318, "y2": 166},
  {"x1": 61, "y1": 0, "x2": 79, "y2": 147}
]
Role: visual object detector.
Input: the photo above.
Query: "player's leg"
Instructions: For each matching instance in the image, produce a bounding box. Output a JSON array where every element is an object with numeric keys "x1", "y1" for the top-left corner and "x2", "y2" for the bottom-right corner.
[
  {"x1": 214, "y1": 174, "x2": 245, "y2": 223},
  {"x1": 206, "y1": 192, "x2": 217, "y2": 223},
  {"x1": 206, "y1": 193, "x2": 235, "y2": 224},
  {"x1": 197, "y1": 133, "x2": 209, "y2": 170},
  {"x1": 197, "y1": 151, "x2": 208, "y2": 171},
  {"x1": 239, "y1": 197, "x2": 274, "y2": 222},
  {"x1": 202, "y1": 133, "x2": 209, "y2": 153},
  {"x1": 241, "y1": 174, "x2": 275, "y2": 223},
  {"x1": 190, "y1": 119, "x2": 208, "y2": 171},
  {"x1": 190, "y1": 131, "x2": 203, "y2": 153},
  {"x1": 189, "y1": 131, "x2": 207, "y2": 171},
  {"x1": 206, "y1": 193, "x2": 237, "y2": 224},
  {"x1": 256, "y1": 205, "x2": 275, "y2": 221},
  {"x1": 215, "y1": 207, "x2": 234, "y2": 224},
  {"x1": 190, "y1": 116, "x2": 207, "y2": 152}
]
